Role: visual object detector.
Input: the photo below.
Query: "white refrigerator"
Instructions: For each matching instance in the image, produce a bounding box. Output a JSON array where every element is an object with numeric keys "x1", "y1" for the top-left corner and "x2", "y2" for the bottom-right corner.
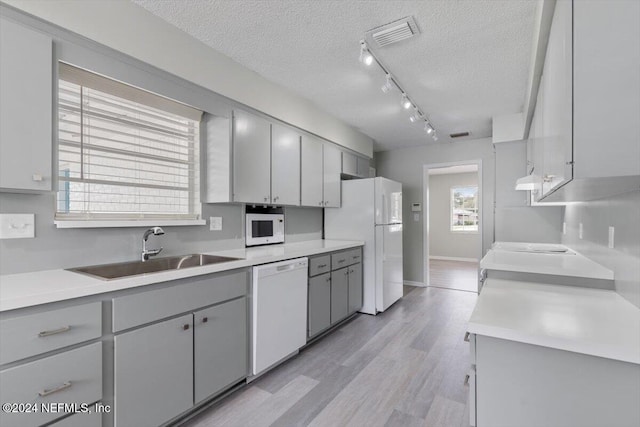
[{"x1": 325, "y1": 177, "x2": 403, "y2": 315}]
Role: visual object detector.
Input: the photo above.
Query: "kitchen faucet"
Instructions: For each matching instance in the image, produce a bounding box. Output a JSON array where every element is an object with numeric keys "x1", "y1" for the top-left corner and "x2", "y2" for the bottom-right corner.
[{"x1": 142, "y1": 226, "x2": 165, "y2": 261}]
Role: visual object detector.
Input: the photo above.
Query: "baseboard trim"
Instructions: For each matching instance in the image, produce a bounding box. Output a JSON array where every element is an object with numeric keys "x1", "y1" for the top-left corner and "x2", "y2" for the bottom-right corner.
[
  {"x1": 429, "y1": 256, "x2": 478, "y2": 263},
  {"x1": 404, "y1": 280, "x2": 426, "y2": 287}
]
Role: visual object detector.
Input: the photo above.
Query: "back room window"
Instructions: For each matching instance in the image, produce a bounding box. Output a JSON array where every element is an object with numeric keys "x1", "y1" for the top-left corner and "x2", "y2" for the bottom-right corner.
[
  {"x1": 56, "y1": 63, "x2": 202, "y2": 222},
  {"x1": 451, "y1": 186, "x2": 478, "y2": 232}
]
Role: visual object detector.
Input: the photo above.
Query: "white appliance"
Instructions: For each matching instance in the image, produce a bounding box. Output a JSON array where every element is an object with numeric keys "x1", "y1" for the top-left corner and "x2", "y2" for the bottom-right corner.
[
  {"x1": 245, "y1": 213, "x2": 285, "y2": 247},
  {"x1": 325, "y1": 177, "x2": 403, "y2": 315},
  {"x1": 251, "y1": 257, "x2": 308, "y2": 376}
]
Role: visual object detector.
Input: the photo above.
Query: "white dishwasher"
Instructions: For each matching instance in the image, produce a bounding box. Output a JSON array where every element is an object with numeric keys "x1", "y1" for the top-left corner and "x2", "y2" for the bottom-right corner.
[{"x1": 251, "y1": 257, "x2": 308, "y2": 377}]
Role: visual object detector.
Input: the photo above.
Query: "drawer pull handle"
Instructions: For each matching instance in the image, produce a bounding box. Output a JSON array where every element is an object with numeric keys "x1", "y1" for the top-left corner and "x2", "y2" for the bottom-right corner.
[
  {"x1": 337, "y1": 259, "x2": 345, "y2": 263},
  {"x1": 318, "y1": 264, "x2": 327, "y2": 268},
  {"x1": 464, "y1": 332, "x2": 470, "y2": 342},
  {"x1": 38, "y1": 326, "x2": 71, "y2": 337},
  {"x1": 39, "y1": 381, "x2": 72, "y2": 397},
  {"x1": 463, "y1": 375, "x2": 470, "y2": 386},
  {"x1": 202, "y1": 317, "x2": 208, "y2": 323},
  {"x1": 183, "y1": 324, "x2": 190, "y2": 331}
]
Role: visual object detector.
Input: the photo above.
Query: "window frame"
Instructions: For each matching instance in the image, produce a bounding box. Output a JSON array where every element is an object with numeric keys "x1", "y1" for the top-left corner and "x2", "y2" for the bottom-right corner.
[
  {"x1": 53, "y1": 63, "x2": 205, "y2": 228},
  {"x1": 450, "y1": 185, "x2": 479, "y2": 234}
]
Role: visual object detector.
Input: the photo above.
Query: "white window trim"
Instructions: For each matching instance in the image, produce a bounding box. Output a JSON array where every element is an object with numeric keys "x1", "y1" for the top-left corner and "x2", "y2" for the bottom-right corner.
[
  {"x1": 54, "y1": 219, "x2": 206, "y2": 229},
  {"x1": 450, "y1": 185, "x2": 479, "y2": 234}
]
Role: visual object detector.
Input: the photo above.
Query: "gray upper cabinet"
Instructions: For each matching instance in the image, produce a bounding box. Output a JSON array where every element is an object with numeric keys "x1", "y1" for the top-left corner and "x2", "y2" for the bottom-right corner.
[
  {"x1": 301, "y1": 135, "x2": 324, "y2": 207},
  {"x1": 233, "y1": 110, "x2": 271, "y2": 204},
  {"x1": 271, "y1": 123, "x2": 301, "y2": 206},
  {"x1": 323, "y1": 143, "x2": 342, "y2": 207},
  {"x1": 342, "y1": 152, "x2": 370, "y2": 179},
  {"x1": 114, "y1": 314, "x2": 193, "y2": 427},
  {"x1": 0, "y1": 17, "x2": 52, "y2": 193},
  {"x1": 356, "y1": 156, "x2": 370, "y2": 178},
  {"x1": 194, "y1": 297, "x2": 247, "y2": 404},
  {"x1": 533, "y1": 0, "x2": 640, "y2": 202}
]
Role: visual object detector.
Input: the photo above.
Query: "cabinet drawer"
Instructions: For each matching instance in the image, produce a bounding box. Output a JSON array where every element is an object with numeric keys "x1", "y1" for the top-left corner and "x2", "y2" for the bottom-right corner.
[
  {"x1": 0, "y1": 302, "x2": 102, "y2": 365},
  {"x1": 0, "y1": 342, "x2": 102, "y2": 427},
  {"x1": 331, "y1": 251, "x2": 349, "y2": 270},
  {"x1": 345, "y1": 248, "x2": 362, "y2": 266},
  {"x1": 309, "y1": 255, "x2": 330, "y2": 277},
  {"x1": 112, "y1": 270, "x2": 247, "y2": 332}
]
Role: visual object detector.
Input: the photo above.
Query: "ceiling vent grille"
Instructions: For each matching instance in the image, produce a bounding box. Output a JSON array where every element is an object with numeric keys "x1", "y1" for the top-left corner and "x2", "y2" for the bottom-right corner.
[
  {"x1": 450, "y1": 132, "x2": 471, "y2": 138},
  {"x1": 367, "y1": 17, "x2": 420, "y2": 48}
]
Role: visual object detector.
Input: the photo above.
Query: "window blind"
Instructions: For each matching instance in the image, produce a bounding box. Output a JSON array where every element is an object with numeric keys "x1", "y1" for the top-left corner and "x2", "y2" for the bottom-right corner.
[{"x1": 56, "y1": 63, "x2": 202, "y2": 220}]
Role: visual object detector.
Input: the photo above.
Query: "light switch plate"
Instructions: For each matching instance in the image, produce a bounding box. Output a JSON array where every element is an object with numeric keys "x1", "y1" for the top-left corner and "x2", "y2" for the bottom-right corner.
[
  {"x1": 209, "y1": 216, "x2": 222, "y2": 231},
  {"x1": 0, "y1": 214, "x2": 35, "y2": 239},
  {"x1": 579, "y1": 223, "x2": 584, "y2": 239},
  {"x1": 562, "y1": 222, "x2": 566, "y2": 234}
]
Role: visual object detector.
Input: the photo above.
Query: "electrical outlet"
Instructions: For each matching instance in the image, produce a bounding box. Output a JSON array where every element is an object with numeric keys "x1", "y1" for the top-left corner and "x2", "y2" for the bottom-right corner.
[
  {"x1": 608, "y1": 226, "x2": 615, "y2": 249},
  {"x1": 0, "y1": 214, "x2": 35, "y2": 239},
  {"x1": 562, "y1": 222, "x2": 566, "y2": 234},
  {"x1": 413, "y1": 213, "x2": 420, "y2": 222},
  {"x1": 209, "y1": 217, "x2": 222, "y2": 231},
  {"x1": 579, "y1": 223, "x2": 584, "y2": 239}
]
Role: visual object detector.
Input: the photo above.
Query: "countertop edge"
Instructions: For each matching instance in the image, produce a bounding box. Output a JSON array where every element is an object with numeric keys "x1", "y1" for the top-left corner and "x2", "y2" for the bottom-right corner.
[{"x1": 0, "y1": 240, "x2": 364, "y2": 312}]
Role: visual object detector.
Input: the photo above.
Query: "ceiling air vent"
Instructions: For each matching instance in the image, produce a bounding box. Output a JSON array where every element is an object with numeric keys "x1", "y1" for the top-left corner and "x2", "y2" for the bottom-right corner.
[
  {"x1": 367, "y1": 17, "x2": 420, "y2": 48},
  {"x1": 450, "y1": 132, "x2": 471, "y2": 138}
]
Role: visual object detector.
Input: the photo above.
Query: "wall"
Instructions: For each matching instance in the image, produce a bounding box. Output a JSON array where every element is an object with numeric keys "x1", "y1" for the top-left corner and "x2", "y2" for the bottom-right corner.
[
  {"x1": 429, "y1": 172, "x2": 480, "y2": 260},
  {"x1": 1, "y1": 0, "x2": 373, "y2": 157},
  {"x1": 0, "y1": 193, "x2": 322, "y2": 275},
  {"x1": 0, "y1": 7, "x2": 324, "y2": 275},
  {"x1": 375, "y1": 137, "x2": 496, "y2": 284},
  {"x1": 562, "y1": 190, "x2": 640, "y2": 308}
]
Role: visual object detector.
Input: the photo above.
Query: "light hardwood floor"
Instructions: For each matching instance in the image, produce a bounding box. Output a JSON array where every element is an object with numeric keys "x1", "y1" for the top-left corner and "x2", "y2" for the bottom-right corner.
[
  {"x1": 182, "y1": 286, "x2": 478, "y2": 427},
  {"x1": 429, "y1": 260, "x2": 479, "y2": 292}
]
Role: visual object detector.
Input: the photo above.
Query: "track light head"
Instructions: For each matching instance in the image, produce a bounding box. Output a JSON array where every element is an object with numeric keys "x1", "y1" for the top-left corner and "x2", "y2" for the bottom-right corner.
[
  {"x1": 424, "y1": 122, "x2": 434, "y2": 135},
  {"x1": 409, "y1": 109, "x2": 421, "y2": 123},
  {"x1": 381, "y1": 74, "x2": 393, "y2": 93},
  {"x1": 401, "y1": 94, "x2": 412, "y2": 109},
  {"x1": 359, "y1": 42, "x2": 373, "y2": 66}
]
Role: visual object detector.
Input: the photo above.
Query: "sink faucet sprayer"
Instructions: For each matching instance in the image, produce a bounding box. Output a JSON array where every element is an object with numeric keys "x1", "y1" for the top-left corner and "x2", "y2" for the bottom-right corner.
[{"x1": 142, "y1": 227, "x2": 164, "y2": 261}]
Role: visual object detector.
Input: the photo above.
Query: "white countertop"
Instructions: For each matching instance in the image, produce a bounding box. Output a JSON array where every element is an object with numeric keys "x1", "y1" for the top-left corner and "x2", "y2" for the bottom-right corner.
[
  {"x1": 0, "y1": 239, "x2": 363, "y2": 312},
  {"x1": 480, "y1": 242, "x2": 613, "y2": 280},
  {"x1": 468, "y1": 278, "x2": 640, "y2": 364}
]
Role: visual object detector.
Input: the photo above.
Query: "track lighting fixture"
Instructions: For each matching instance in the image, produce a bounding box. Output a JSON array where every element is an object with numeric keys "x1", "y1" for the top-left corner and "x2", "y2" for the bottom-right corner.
[
  {"x1": 358, "y1": 39, "x2": 437, "y2": 142},
  {"x1": 359, "y1": 42, "x2": 374, "y2": 66},
  {"x1": 381, "y1": 74, "x2": 393, "y2": 93},
  {"x1": 401, "y1": 94, "x2": 412, "y2": 110}
]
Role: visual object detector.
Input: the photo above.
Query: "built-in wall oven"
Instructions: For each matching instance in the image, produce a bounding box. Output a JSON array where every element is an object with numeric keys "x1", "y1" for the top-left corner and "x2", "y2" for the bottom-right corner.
[{"x1": 245, "y1": 207, "x2": 284, "y2": 247}]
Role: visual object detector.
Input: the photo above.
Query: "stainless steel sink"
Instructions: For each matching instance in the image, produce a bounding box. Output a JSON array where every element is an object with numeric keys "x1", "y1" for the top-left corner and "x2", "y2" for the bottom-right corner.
[{"x1": 68, "y1": 254, "x2": 242, "y2": 280}]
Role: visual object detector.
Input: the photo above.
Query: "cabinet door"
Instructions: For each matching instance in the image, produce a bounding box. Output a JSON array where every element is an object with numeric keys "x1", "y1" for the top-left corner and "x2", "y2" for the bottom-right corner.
[
  {"x1": 347, "y1": 262, "x2": 363, "y2": 315},
  {"x1": 233, "y1": 110, "x2": 271, "y2": 203},
  {"x1": 0, "y1": 17, "x2": 52, "y2": 192},
  {"x1": 341, "y1": 152, "x2": 358, "y2": 176},
  {"x1": 330, "y1": 267, "x2": 349, "y2": 324},
  {"x1": 541, "y1": 0, "x2": 572, "y2": 196},
  {"x1": 357, "y1": 157, "x2": 370, "y2": 178},
  {"x1": 300, "y1": 135, "x2": 324, "y2": 207},
  {"x1": 271, "y1": 123, "x2": 300, "y2": 206},
  {"x1": 323, "y1": 143, "x2": 342, "y2": 207},
  {"x1": 114, "y1": 314, "x2": 193, "y2": 427},
  {"x1": 194, "y1": 297, "x2": 247, "y2": 404},
  {"x1": 308, "y1": 273, "x2": 331, "y2": 338}
]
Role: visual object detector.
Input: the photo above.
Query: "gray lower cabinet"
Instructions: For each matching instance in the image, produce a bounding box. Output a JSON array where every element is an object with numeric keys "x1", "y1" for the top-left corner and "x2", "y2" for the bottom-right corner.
[
  {"x1": 347, "y1": 263, "x2": 363, "y2": 314},
  {"x1": 330, "y1": 268, "x2": 349, "y2": 323},
  {"x1": 308, "y1": 248, "x2": 363, "y2": 339},
  {"x1": 475, "y1": 335, "x2": 640, "y2": 427},
  {"x1": 308, "y1": 273, "x2": 331, "y2": 337},
  {"x1": 114, "y1": 314, "x2": 194, "y2": 427},
  {"x1": 194, "y1": 297, "x2": 247, "y2": 404},
  {"x1": 50, "y1": 410, "x2": 102, "y2": 427}
]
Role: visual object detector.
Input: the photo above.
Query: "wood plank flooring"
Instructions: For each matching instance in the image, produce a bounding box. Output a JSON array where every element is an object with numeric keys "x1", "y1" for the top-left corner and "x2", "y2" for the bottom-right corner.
[
  {"x1": 429, "y1": 260, "x2": 479, "y2": 292},
  {"x1": 181, "y1": 286, "x2": 478, "y2": 427}
]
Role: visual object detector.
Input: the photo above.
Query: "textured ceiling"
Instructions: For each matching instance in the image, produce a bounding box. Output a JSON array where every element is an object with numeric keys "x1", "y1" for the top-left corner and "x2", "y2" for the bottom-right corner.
[{"x1": 132, "y1": 0, "x2": 537, "y2": 152}]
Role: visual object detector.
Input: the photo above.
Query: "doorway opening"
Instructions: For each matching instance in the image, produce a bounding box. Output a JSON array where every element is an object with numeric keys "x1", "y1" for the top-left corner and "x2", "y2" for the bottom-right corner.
[{"x1": 423, "y1": 161, "x2": 482, "y2": 293}]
